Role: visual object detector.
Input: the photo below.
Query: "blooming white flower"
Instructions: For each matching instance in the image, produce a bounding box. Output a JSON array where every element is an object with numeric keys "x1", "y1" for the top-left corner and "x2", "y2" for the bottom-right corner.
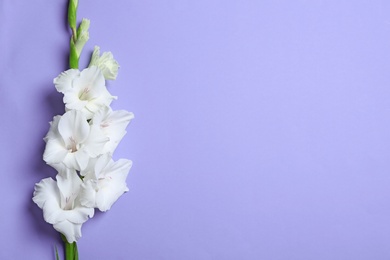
[
  {"x1": 32, "y1": 167, "x2": 94, "y2": 243},
  {"x1": 43, "y1": 110, "x2": 109, "y2": 171},
  {"x1": 80, "y1": 154, "x2": 132, "y2": 212},
  {"x1": 54, "y1": 66, "x2": 116, "y2": 119},
  {"x1": 89, "y1": 46, "x2": 119, "y2": 80},
  {"x1": 91, "y1": 106, "x2": 134, "y2": 154}
]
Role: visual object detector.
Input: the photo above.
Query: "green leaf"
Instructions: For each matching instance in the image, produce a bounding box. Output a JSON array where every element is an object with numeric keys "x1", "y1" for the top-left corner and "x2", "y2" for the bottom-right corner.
[{"x1": 55, "y1": 245, "x2": 60, "y2": 260}]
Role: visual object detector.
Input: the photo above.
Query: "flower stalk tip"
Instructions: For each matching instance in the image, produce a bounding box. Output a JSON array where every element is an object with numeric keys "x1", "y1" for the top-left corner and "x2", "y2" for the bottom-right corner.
[{"x1": 68, "y1": 0, "x2": 78, "y2": 34}]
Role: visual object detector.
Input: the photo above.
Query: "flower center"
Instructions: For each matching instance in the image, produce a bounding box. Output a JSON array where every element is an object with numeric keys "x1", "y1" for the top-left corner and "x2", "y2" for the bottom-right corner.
[
  {"x1": 63, "y1": 197, "x2": 73, "y2": 210},
  {"x1": 79, "y1": 86, "x2": 91, "y2": 100},
  {"x1": 67, "y1": 137, "x2": 78, "y2": 153},
  {"x1": 100, "y1": 121, "x2": 110, "y2": 128}
]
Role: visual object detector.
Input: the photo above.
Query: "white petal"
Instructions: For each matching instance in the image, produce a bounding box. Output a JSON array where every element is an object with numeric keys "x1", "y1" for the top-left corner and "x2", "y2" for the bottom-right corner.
[
  {"x1": 53, "y1": 221, "x2": 82, "y2": 243},
  {"x1": 88, "y1": 46, "x2": 101, "y2": 66},
  {"x1": 63, "y1": 90, "x2": 89, "y2": 111},
  {"x1": 44, "y1": 115, "x2": 61, "y2": 141},
  {"x1": 56, "y1": 167, "x2": 82, "y2": 209},
  {"x1": 43, "y1": 139, "x2": 68, "y2": 166},
  {"x1": 95, "y1": 180, "x2": 128, "y2": 212},
  {"x1": 83, "y1": 125, "x2": 109, "y2": 157},
  {"x1": 63, "y1": 149, "x2": 90, "y2": 171},
  {"x1": 54, "y1": 69, "x2": 80, "y2": 93},
  {"x1": 95, "y1": 159, "x2": 132, "y2": 211},
  {"x1": 79, "y1": 157, "x2": 98, "y2": 178},
  {"x1": 60, "y1": 204, "x2": 94, "y2": 224},
  {"x1": 92, "y1": 108, "x2": 134, "y2": 154},
  {"x1": 102, "y1": 131, "x2": 126, "y2": 154},
  {"x1": 79, "y1": 180, "x2": 97, "y2": 208},
  {"x1": 58, "y1": 110, "x2": 90, "y2": 146},
  {"x1": 94, "y1": 153, "x2": 112, "y2": 177},
  {"x1": 105, "y1": 159, "x2": 132, "y2": 179},
  {"x1": 32, "y1": 178, "x2": 64, "y2": 224},
  {"x1": 33, "y1": 178, "x2": 59, "y2": 210},
  {"x1": 73, "y1": 66, "x2": 105, "y2": 99}
]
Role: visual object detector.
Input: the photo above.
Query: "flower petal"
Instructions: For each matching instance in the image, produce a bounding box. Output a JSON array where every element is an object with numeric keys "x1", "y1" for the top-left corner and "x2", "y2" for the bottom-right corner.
[
  {"x1": 96, "y1": 159, "x2": 132, "y2": 211},
  {"x1": 95, "y1": 179, "x2": 129, "y2": 212},
  {"x1": 43, "y1": 139, "x2": 68, "y2": 166},
  {"x1": 73, "y1": 66, "x2": 105, "y2": 99},
  {"x1": 63, "y1": 149, "x2": 90, "y2": 171},
  {"x1": 58, "y1": 110, "x2": 90, "y2": 145},
  {"x1": 92, "y1": 107, "x2": 134, "y2": 154},
  {"x1": 83, "y1": 125, "x2": 109, "y2": 158},
  {"x1": 53, "y1": 221, "x2": 82, "y2": 243},
  {"x1": 33, "y1": 178, "x2": 59, "y2": 210},
  {"x1": 56, "y1": 167, "x2": 82, "y2": 209},
  {"x1": 54, "y1": 69, "x2": 80, "y2": 93},
  {"x1": 44, "y1": 115, "x2": 61, "y2": 141},
  {"x1": 79, "y1": 181, "x2": 97, "y2": 208},
  {"x1": 32, "y1": 178, "x2": 65, "y2": 224}
]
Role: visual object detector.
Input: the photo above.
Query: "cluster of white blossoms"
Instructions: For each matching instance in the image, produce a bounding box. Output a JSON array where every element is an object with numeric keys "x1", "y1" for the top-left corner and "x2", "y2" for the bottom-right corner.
[{"x1": 33, "y1": 49, "x2": 133, "y2": 243}]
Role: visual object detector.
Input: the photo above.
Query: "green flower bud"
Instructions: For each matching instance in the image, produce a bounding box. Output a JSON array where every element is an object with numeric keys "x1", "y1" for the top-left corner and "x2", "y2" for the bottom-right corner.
[
  {"x1": 89, "y1": 46, "x2": 120, "y2": 80},
  {"x1": 75, "y1": 19, "x2": 90, "y2": 56}
]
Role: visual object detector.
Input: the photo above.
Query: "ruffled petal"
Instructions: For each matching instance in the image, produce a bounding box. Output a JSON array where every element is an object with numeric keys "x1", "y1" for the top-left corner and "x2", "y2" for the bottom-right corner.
[
  {"x1": 44, "y1": 115, "x2": 61, "y2": 141},
  {"x1": 33, "y1": 178, "x2": 59, "y2": 209},
  {"x1": 53, "y1": 69, "x2": 80, "y2": 93},
  {"x1": 32, "y1": 178, "x2": 64, "y2": 224}
]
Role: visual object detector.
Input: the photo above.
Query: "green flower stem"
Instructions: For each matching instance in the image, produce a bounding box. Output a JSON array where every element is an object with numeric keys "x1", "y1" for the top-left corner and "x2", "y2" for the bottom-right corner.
[
  {"x1": 70, "y1": 38, "x2": 79, "y2": 69},
  {"x1": 61, "y1": 234, "x2": 79, "y2": 260}
]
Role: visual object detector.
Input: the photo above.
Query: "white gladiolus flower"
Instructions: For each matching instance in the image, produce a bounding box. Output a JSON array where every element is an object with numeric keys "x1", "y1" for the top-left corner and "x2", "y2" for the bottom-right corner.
[
  {"x1": 80, "y1": 154, "x2": 132, "y2": 212},
  {"x1": 32, "y1": 167, "x2": 94, "y2": 243},
  {"x1": 89, "y1": 46, "x2": 119, "y2": 80},
  {"x1": 54, "y1": 66, "x2": 116, "y2": 119},
  {"x1": 91, "y1": 106, "x2": 134, "y2": 154},
  {"x1": 43, "y1": 110, "x2": 109, "y2": 171}
]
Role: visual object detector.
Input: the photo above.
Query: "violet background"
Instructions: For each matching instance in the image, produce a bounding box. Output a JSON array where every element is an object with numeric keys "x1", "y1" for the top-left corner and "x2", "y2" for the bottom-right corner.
[{"x1": 1, "y1": 0, "x2": 390, "y2": 259}]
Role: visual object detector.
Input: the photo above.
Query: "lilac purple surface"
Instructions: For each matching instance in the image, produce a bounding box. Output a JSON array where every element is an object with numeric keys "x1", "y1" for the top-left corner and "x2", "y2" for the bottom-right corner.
[{"x1": 1, "y1": 0, "x2": 390, "y2": 259}]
